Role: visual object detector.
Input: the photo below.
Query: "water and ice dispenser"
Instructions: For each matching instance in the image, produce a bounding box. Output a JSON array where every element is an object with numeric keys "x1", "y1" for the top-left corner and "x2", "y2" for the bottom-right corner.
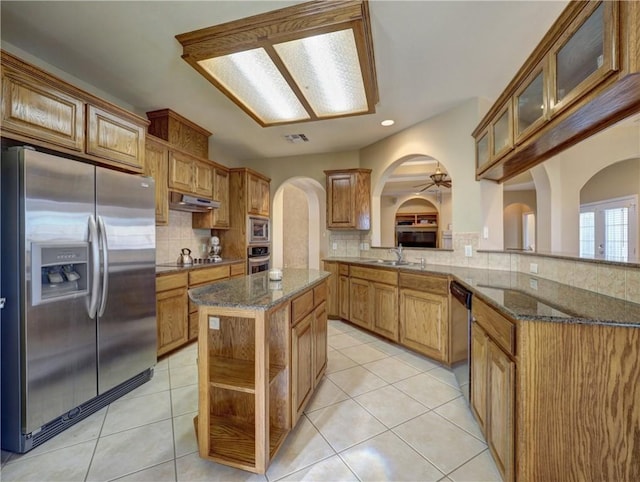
[{"x1": 31, "y1": 243, "x2": 89, "y2": 305}]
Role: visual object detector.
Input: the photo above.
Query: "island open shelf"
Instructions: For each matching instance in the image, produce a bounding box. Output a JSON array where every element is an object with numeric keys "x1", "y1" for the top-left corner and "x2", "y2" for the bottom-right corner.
[{"x1": 189, "y1": 269, "x2": 330, "y2": 474}]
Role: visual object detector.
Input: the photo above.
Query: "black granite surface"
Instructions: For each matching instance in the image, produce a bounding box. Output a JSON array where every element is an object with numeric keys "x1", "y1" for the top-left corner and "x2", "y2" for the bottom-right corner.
[
  {"x1": 325, "y1": 258, "x2": 640, "y2": 328},
  {"x1": 188, "y1": 268, "x2": 330, "y2": 311}
]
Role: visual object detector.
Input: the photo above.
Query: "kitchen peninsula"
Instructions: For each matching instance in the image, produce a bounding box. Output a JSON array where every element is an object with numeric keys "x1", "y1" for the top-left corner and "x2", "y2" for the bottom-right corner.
[
  {"x1": 188, "y1": 269, "x2": 330, "y2": 474},
  {"x1": 324, "y1": 258, "x2": 640, "y2": 481}
]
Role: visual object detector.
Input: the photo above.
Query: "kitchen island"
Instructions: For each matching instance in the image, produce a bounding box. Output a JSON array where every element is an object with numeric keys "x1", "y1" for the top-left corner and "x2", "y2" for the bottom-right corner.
[{"x1": 188, "y1": 268, "x2": 330, "y2": 474}]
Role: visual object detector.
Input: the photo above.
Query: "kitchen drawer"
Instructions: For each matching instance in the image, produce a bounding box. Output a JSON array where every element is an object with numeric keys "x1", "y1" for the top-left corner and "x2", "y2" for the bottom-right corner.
[
  {"x1": 399, "y1": 272, "x2": 448, "y2": 295},
  {"x1": 350, "y1": 265, "x2": 397, "y2": 285},
  {"x1": 473, "y1": 297, "x2": 516, "y2": 356},
  {"x1": 292, "y1": 289, "x2": 314, "y2": 325},
  {"x1": 313, "y1": 282, "x2": 327, "y2": 306},
  {"x1": 156, "y1": 271, "x2": 188, "y2": 292},
  {"x1": 230, "y1": 262, "x2": 245, "y2": 278},
  {"x1": 188, "y1": 265, "x2": 229, "y2": 285},
  {"x1": 338, "y1": 264, "x2": 349, "y2": 276}
]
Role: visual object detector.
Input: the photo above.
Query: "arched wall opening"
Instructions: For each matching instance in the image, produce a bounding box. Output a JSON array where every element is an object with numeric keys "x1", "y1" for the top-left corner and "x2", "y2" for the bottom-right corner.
[
  {"x1": 372, "y1": 154, "x2": 453, "y2": 246},
  {"x1": 272, "y1": 177, "x2": 326, "y2": 270}
]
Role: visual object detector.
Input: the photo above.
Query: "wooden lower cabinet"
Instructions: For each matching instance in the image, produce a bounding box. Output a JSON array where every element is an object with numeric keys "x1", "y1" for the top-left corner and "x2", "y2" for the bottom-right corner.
[
  {"x1": 487, "y1": 341, "x2": 515, "y2": 482},
  {"x1": 323, "y1": 262, "x2": 339, "y2": 318},
  {"x1": 470, "y1": 323, "x2": 489, "y2": 432},
  {"x1": 292, "y1": 312, "x2": 313, "y2": 424},
  {"x1": 313, "y1": 302, "x2": 328, "y2": 385},
  {"x1": 349, "y1": 277, "x2": 372, "y2": 330},
  {"x1": 399, "y1": 288, "x2": 448, "y2": 362},
  {"x1": 372, "y1": 282, "x2": 398, "y2": 341},
  {"x1": 156, "y1": 272, "x2": 189, "y2": 356},
  {"x1": 471, "y1": 300, "x2": 515, "y2": 482},
  {"x1": 291, "y1": 283, "x2": 328, "y2": 425},
  {"x1": 156, "y1": 262, "x2": 245, "y2": 355},
  {"x1": 339, "y1": 274, "x2": 350, "y2": 320}
]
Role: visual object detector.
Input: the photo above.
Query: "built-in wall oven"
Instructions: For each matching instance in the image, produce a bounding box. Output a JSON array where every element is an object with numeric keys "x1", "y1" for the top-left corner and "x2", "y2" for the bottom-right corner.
[
  {"x1": 248, "y1": 216, "x2": 270, "y2": 244},
  {"x1": 450, "y1": 280, "x2": 472, "y2": 403},
  {"x1": 247, "y1": 245, "x2": 270, "y2": 274}
]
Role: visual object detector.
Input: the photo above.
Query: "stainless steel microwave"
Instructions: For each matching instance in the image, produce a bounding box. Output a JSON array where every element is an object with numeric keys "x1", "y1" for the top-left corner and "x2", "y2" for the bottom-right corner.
[{"x1": 248, "y1": 216, "x2": 270, "y2": 244}]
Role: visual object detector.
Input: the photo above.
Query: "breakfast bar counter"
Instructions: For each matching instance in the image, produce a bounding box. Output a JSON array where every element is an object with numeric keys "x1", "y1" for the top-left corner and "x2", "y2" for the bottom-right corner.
[{"x1": 188, "y1": 269, "x2": 330, "y2": 474}]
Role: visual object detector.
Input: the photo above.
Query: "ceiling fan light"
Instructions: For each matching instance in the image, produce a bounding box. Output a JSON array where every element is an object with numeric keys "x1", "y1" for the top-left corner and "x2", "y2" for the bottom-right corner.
[{"x1": 198, "y1": 48, "x2": 310, "y2": 124}]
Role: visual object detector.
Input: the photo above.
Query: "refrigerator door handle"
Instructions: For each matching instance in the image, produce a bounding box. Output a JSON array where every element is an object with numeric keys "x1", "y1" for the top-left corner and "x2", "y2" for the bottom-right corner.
[
  {"x1": 97, "y1": 216, "x2": 109, "y2": 317},
  {"x1": 88, "y1": 215, "x2": 101, "y2": 319}
]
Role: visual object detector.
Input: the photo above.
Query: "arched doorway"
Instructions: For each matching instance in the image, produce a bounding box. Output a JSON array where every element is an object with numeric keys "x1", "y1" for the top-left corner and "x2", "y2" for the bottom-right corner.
[{"x1": 272, "y1": 177, "x2": 325, "y2": 269}]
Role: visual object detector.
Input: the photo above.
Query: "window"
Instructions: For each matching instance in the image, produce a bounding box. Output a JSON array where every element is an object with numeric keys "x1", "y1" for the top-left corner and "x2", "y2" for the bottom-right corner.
[{"x1": 580, "y1": 196, "x2": 637, "y2": 261}]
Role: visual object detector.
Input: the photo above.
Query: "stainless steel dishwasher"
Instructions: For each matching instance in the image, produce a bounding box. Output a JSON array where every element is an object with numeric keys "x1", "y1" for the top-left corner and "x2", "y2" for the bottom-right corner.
[{"x1": 450, "y1": 280, "x2": 472, "y2": 403}]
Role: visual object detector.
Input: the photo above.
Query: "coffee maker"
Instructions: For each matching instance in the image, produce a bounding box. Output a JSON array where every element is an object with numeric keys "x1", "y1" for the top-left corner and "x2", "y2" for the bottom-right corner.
[{"x1": 209, "y1": 236, "x2": 222, "y2": 262}]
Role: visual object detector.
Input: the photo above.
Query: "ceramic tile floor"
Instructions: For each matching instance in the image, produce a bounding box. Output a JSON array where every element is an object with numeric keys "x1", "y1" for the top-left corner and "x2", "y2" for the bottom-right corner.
[{"x1": 0, "y1": 319, "x2": 501, "y2": 482}]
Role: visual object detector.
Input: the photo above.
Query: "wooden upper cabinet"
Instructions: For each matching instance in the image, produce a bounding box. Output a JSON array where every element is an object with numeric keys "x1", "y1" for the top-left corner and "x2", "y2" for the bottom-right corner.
[
  {"x1": 1, "y1": 64, "x2": 85, "y2": 152},
  {"x1": 168, "y1": 150, "x2": 194, "y2": 194},
  {"x1": 193, "y1": 159, "x2": 213, "y2": 198},
  {"x1": 473, "y1": 0, "x2": 639, "y2": 182},
  {"x1": 325, "y1": 169, "x2": 371, "y2": 230},
  {"x1": 490, "y1": 102, "x2": 513, "y2": 162},
  {"x1": 514, "y1": 65, "x2": 547, "y2": 144},
  {"x1": 1, "y1": 51, "x2": 148, "y2": 173},
  {"x1": 247, "y1": 172, "x2": 270, "y2": 217},
  {"x1": 212, "y1": 166, "x2": 230, "y2": 227},
  {"x1": 192, "y1": 164, "x2": 229, "y2": 229},
  {"x1": 167, "y1": 149, "x2": 214, "y2": 200},
  {"x1": 549, "y1": 1, "x2": 618, "y2": 116},
  {"x1": 147, "y1": 108, "x2": 211, "y2": 158},
  {"x1": 144, "y1": 136, "x2": 169, "y2": 225},
  {"x1": 86, "y1": 104, "x2": 146, "y2": 171}
]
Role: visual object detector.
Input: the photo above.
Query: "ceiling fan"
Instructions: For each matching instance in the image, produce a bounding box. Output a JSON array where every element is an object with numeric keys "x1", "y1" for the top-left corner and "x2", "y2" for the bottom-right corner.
[{"x1": 414, "y1": 162, "x2": 452, "y2": 192}]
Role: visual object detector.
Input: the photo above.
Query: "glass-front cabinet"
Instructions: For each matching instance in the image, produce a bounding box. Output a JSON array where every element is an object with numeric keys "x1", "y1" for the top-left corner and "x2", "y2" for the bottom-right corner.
[
  {"x1": 550, "y1": 1, "x2": 618, "y2": 115},
  {"x1": 473, "y1": 0, "x2": 632, "y2": 180},
  {"x1": 491, "y1": 103, "x2": 513, "y2": 160},
  {"x1": 514, "y1": 66, "x2": 546, "y2": 143},
  {"x1": 476, "y1": 129, "x2": 490, "y2": 171}
]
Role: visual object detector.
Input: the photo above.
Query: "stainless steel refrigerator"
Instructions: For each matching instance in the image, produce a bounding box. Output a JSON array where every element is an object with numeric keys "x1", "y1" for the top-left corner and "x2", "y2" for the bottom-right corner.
[{"x1": 1, "y1": 146, "x2": 157, "y2": 453}]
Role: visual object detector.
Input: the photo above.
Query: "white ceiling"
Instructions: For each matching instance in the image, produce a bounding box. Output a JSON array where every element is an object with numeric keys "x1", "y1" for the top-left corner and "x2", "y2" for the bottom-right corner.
[{"x1": 1, "y1": 0, "x2": 569, "y2": 165}]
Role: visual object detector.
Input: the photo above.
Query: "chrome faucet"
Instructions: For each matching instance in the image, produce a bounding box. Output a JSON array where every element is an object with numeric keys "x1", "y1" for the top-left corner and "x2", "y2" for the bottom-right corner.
[{"x1": 390, "y1": 243, "x2": 404, "y2": 263}]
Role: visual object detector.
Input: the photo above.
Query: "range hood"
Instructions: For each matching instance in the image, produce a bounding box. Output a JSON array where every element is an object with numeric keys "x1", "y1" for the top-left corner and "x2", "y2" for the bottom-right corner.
[{"x1": 169, "y1": 191, "x2": 220, "y2": 212}]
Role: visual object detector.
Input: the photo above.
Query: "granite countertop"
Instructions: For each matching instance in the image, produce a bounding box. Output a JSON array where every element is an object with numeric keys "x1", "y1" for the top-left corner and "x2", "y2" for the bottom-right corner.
[
  {"x1": 188, "y1": 268, "x2": 330, "y2": 311},
  {"x1": 325, "y1": 257, "x2": 640, "y2": 328},
  {"x1": 156, "y1": 258, "x2": 244, "y2": 275}
]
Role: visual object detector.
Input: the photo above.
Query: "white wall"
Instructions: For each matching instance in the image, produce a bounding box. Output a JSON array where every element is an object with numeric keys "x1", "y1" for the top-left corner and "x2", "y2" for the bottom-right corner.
[{"x1": 361, "y1": 99, "x2": 488, "y2": 246}]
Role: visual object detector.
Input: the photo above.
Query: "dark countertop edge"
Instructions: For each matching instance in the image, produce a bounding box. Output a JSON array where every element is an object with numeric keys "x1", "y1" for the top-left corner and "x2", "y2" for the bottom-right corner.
[
  {"x1": 188, "y1": 270, "x2": 331, "y2": 311},
  {"x1": 322, "y1": 257, "x2": 640, "y2": 328},
  {"x1": 156, "y1": 258, "x2": 245, "y2": 275},
  {"x1": 478, "y1": 249, "x2": 640, "y2": 269}
]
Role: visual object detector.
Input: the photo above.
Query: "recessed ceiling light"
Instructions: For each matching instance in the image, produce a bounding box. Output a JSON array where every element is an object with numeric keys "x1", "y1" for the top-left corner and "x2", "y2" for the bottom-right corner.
[
  {"x1": 381, "y1": 119, "x2": 395, "y2": 126},
  {"x1": 176, "y1": 1, "x2": 378, "y2": 127}
]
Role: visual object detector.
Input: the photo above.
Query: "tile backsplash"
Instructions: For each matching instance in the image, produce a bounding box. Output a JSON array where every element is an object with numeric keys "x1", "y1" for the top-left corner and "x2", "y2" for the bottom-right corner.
[
  {"x1": 326, "y1": 231, "x2": 640, "y2": 304},
  {"x1": 156, "y1": 210, "x2": 212, "y2": 264}
]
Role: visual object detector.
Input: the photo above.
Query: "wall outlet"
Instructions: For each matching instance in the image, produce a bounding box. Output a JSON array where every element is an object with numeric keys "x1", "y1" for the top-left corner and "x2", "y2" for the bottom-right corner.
[
  {"x1": 332, "y1": 242, "x2": 338, "y2": 250},
  {"x1": 529, "y1": 278, "x2": 538, "y2": 290},
  {"x1": 483, "y1": 226, "x2": 489, "y2": 239},
  {"x1": 208, "y1": 316, "x2": 220, "y2": 330},
  {"x1": 529, "y1": 262, "x2": 538, "y2": 274},
  {"x1": 464, "y1": 245, "x2": 473, "y2": 257}
]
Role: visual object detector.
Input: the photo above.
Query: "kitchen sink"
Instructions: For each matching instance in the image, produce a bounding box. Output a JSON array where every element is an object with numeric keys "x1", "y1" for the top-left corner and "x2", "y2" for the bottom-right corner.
[{"x1": 364, "y1": 259, "x2": 412, "y2": 266}]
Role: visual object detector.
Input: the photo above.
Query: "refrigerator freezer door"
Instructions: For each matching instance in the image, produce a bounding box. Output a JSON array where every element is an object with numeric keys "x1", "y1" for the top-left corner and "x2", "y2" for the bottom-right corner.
[
  {"x1": 21, "y1": 149, "x2": 98, "y2": 433},
  {"x1": 96, "y1": 167, "x2": 156, "y2": 394}
]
